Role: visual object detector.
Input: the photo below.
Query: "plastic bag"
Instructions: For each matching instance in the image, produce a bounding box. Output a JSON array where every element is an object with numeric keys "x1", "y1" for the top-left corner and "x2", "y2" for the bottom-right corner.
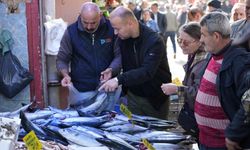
[
  {"x1": 0, "y1": 51, "x2": 33, "y2": 98},
  {"x1": 68, "y1": 84, "x2": 97, "y2": 107},
  {"x1": 68, "y1": 84, "x2": 122, "y2": 111}
]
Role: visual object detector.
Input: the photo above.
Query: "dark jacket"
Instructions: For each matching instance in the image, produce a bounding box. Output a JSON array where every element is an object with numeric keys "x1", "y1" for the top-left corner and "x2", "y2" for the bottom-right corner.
[
  {"x1": 214, "y1": 44, "x2": 250, "y2": 148},
  {"x1": 57, "y1": 16, "x2": 121, "y2": 92},
  {"x1": 151, "y1": 12, "x2": 167, "y2": 34},
  {"x1": 183, "y1": 48, "x2": 209, "y2": 111},
  {"x1": 117, "y1": 23, "x2": 172, "y2": 109}
]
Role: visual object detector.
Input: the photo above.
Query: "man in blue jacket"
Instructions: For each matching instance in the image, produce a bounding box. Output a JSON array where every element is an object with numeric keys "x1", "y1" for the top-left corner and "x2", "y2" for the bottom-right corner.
[
  {"x1": 99, "y1": 6, "x2": 172, "y2": 119},
  {"x1": 56, "y1": 2, "x2": 121, "y2": 104}
]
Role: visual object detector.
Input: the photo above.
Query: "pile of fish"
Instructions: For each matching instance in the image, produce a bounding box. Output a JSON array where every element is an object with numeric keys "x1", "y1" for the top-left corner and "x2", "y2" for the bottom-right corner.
[{"x1": 0, "y1": 91, "x2": 194, "y2": 150}]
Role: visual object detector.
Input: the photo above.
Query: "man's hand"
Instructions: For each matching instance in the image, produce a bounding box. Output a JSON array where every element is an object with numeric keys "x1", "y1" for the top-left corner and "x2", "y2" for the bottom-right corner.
[
  {"x1": 226, "y1": 138, "x2": 242, "y2": 150},
  {"x1": 98, "y1": 77, "x2": 118, "y2": 92},
  {"x1": 100, "y1": 68, "x2": 112, "y2": 83},
  {"x1": 61, "y1": 75, "x2": 71, "y2": 87},
  {"x1": 161, "y1": 83, "x2": 178, "y2": 95}
]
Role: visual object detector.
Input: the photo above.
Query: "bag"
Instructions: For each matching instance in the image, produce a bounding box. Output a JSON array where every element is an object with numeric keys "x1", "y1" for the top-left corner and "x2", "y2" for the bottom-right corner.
[
  {"x1": 0, "y1": 51, "x2": 33, "y2": 98},
  {"x1": 178, "y1": 102, "x2": 199, "y2": 138}
]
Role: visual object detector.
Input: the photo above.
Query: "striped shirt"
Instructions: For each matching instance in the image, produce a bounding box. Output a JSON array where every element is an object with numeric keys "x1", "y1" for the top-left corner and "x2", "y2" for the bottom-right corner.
[{"x1": 194, "y1": 55, "x2": 230, "y2": 147}]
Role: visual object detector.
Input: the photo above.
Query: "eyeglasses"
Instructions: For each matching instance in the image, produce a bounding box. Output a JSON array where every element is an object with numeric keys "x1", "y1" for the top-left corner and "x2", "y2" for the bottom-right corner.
[{"x1": 177, "y1": 38, "x2": 196, "y2": 46}]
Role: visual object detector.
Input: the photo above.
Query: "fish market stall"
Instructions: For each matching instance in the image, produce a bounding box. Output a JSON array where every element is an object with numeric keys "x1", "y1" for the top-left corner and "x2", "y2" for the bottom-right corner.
[{"x1": 0, "y1": 91, "x2": 197, "y2": 150}]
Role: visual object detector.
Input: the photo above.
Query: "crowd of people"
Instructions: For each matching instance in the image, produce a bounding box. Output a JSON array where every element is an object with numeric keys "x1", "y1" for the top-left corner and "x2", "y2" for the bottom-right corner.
[{"x1": 56, "y1": 0, "x2": 250, "y2": 149}]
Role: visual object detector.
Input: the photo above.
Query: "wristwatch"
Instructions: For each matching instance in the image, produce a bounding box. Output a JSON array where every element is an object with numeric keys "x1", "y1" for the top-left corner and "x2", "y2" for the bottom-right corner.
[{"x1": 114, "y1": 77, "x2": 118, "y2": 82}]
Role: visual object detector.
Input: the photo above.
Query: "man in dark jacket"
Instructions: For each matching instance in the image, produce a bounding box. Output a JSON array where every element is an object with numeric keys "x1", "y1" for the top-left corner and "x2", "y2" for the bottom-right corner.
[
  {"x1": 151, "y1": 2, "x2": 167, "y2": 43},
  {"x1": 99, "y1": 6, "x2": 172, "y2": 119},
  {"x1": 225, "y1": 20, "x2": 250, "y2": 150},
  {"x1": 151, "y1": 3, "x2": 167, "y2": 34},
  {"x1": 56, "y1": 2, "x2": 121, "y2": 104}
]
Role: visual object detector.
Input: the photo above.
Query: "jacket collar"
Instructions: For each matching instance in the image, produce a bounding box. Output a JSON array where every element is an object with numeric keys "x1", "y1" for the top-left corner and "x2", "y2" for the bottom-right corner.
[
  {"x1": 220, "y1": 41, "x2": 246, "y2": 71},
  {"x1": 212, "y1": 40, "x2": 232, "y2": 57}
]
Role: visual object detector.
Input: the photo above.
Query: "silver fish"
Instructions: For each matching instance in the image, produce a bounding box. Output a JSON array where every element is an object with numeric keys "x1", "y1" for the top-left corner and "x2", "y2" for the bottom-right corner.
[
  {"x1": 146, "y1": 134, "x2": 188, "y2": 144},
  {"x1": 60, "y1": 114, "x2": 111, "y2": 127},
  {"x1": 0, "y1": 102, "x2": 33, "y2": 118},
  {"x1": 20, "y1": 111, "x2": 47, "y2": 136},
  {"x1": 25, "y1": 110, "x2": 55, "y2": 120},
  {"x1": 103, "y1": 131, "x2": 137, "y2": 150},
  {"x1": 99, "y1": 118, "x2": 127, "y2": 128},
  {"x1": 152, "y1": 143, "x2": 185, "y2": 150},
  {"x1": 58, "y1": 127, "x2": 102, "y2": 147},
  {"x1": 71, "y1": 126, "x2": 104, "y2": 138},
  {"x1": 134, "y1": 130, "x2": 181, "y2": 139},
  {"x1": 77, "y1": 91, "x2": 108, "y2": 116},
  {"x1": 103, "y1": 123, "x2": 147, "y2": 134},
  {"x1": 111, "y1": 132, "x2": 141, "y2": 144},
  {"x1": 48, "y1": 106, "x2": 79, "y2": 118}
]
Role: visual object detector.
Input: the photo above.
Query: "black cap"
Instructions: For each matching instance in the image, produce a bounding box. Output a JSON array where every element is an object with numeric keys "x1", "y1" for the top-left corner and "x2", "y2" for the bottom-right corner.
[{"x1": 207, "y1": 0, "x2": 221, "y2": 9}]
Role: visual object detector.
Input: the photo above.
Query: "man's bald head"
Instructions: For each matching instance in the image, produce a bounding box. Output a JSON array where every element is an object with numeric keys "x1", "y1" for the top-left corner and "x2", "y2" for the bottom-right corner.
[
  {"x1": 109, "y1": 6, "x2": 139, "y2": 39},
  {"x1": 110, "y1": 6, "x2": 137, "y2": 23},
  {"x1": 80, "y1": 2, "x2": 101, "y2": 14},
  {"x1": 80, "y1": 2, "x2": 101, "y2": 33}
]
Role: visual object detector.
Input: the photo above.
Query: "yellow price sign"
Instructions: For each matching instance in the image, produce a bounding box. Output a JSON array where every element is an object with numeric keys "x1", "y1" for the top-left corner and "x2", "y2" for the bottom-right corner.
[
  {"x1": 120, "y1": 104, "x2": 132, "y2": 119},
  {"x1": 142, "y1": 139, "x2": 155, "y2": 150},
  {"x1": 172, "y1": 77, "x2": 182, "y2": 86},
  {"x1": 23, "y1": 130, "x2": 42, "y2": 150}
]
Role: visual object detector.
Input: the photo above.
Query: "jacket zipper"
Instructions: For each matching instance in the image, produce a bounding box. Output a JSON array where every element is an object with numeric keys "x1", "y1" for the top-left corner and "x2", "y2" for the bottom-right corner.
[
  {"x1": 92, "y1": 33, "x2": 98, "y2": 84},
  {"x1": 92, "y1": 34, "x2": 95, "y2": 45},
  {"x1": 133, "y1": 42, "x2": 139, "y2": 67}
]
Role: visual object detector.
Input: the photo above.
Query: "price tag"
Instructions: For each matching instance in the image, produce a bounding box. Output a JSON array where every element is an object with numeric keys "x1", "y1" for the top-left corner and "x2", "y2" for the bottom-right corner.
[
  {"x1": 23, "y1": 130, "x2": 42, "y2": 150},
  {"x1": 142, "y1": 139, "x2": 155, "y2": 150},
  {"x1": 120, "y1": 104, "x2": 132, "y2": 119}
]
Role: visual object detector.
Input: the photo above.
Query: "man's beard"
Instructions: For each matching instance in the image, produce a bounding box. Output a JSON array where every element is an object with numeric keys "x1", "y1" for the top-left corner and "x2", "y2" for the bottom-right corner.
[{"x1": 86, "y1": 28, "x2": 96, "y2": 33}]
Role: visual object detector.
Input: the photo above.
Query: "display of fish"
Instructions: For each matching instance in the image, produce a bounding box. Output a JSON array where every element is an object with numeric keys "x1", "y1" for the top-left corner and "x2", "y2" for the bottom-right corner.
[
  {"x1": 16, "y1": 97, "x2": 193, "y2": 149},
  {"x1": 20, "y1": 111, "x2": 69, "y2": 145}
]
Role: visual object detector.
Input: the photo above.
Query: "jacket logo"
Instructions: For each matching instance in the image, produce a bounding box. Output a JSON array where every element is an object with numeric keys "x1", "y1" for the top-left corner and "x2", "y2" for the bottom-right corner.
[{"x1": 100, "y1": 38, "x2": 112, "y2": 45}]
